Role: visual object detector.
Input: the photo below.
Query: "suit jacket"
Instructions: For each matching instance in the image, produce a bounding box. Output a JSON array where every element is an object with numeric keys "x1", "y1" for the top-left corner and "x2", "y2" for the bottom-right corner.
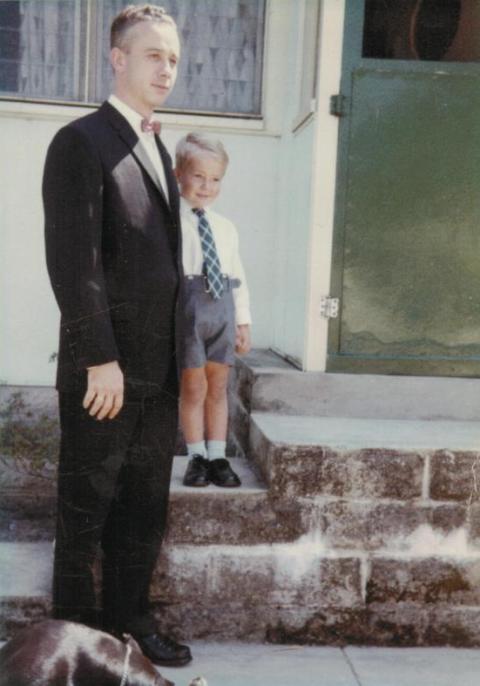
[{"x1": 43, "y1": 101, "x2": 182, "y2": 397}]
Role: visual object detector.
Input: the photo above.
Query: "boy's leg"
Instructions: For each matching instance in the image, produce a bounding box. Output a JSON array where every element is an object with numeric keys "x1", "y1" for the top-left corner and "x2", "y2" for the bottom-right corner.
[
  {"x1": 179, "y1": 367, "x2": 207, "y2": 444},
  {"x1": 204, "y1": 361, "x2": 230, "y2": 441},
  {"x1": 180, "y1": 367, "x2": 210, "y2": 486},
  {"x1": 205, "y1": 361, "x2": 241, "y2": 487}
]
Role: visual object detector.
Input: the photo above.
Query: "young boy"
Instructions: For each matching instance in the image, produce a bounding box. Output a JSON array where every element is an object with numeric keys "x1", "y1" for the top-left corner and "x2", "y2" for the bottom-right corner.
[{"x1": 175, "y1": 132, "x2": 252, "y2": 487}]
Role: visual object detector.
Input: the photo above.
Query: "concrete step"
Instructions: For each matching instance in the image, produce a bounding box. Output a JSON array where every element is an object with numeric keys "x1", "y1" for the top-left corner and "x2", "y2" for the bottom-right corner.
[
  {"x1": 249, "y1": 412, "x2": 480, "y2": 500},
  {"x1": 8, "y1": 483, "x2": 471, "y2": 555},
  {"x1": 4, "y1": 539, "x2": 480, "y2": 645},
  {"x1": 5, "y1": 419, "x2": 480, "y2": 552},
  {"x1": 0, "y1": 457, "x2": 305, "y2": 545},
  {"x1": 0, "y1": 539, "x2": 360, "y2": 639},
  {"x1": 167, "y1": 457, "x2": 301, "y2": 545},
  {"x1": 300, "y1": 498, "x2": 468, "y2": 552},
  {"x1": 237, "y1": 350, "x2": 480, "y2": 421}
]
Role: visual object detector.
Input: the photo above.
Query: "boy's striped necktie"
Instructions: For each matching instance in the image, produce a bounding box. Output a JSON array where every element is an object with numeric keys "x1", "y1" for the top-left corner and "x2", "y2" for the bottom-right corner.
[{"x1": 192, "y1": 208, "x2": 224, "y2": 299}]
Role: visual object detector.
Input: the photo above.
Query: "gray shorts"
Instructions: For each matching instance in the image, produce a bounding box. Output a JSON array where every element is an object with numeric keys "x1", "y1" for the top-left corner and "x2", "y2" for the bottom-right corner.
[{"x1": 179, "y1": 275, "x2": 240, "y2": 370}]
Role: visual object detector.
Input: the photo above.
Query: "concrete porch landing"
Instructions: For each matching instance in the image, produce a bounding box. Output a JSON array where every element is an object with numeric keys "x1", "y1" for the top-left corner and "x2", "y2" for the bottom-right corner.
[{"x1": 240, "y1": 349, "x2": 480, "y2": 421}]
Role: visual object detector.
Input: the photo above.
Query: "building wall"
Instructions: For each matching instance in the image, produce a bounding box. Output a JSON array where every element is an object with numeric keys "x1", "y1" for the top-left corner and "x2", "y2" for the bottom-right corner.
[
  {"x1": 272, "y1": 119, "x2": 315, "y2": 367},
  {"x1": 1, "y1": 115, "x2": 59, "y2": 386}
]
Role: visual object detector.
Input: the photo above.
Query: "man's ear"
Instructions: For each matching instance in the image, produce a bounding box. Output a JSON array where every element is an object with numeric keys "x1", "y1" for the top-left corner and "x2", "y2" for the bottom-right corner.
[{"x1": 110, "y1": 46, "x2": 126, "y2": 74}]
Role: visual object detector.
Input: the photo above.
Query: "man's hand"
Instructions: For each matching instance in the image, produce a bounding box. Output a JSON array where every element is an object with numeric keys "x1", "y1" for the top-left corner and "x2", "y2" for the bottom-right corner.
[
  {"x1": 82, "y1": 361, "x2": 124, "y2": 420},
  {"x1": 235, "y1": 324, "x2": 251, "y2": 356}
]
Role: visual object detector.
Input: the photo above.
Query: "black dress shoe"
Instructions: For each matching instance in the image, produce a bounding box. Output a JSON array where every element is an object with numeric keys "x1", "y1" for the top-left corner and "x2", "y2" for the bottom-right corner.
[
  {"x1": 135, "y1": 633, "x2": 192, "y2": 667},
  {"x1": 183, "y1": 455, "x2": 210, "y2": 487},
  {"x1": 209, "y1": 458, "x2": 241, "y2": 487}
]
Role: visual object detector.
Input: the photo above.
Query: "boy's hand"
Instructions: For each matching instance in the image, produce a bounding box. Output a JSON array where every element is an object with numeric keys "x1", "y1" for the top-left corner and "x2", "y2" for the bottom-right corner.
[
  {"x1": 83, "y1": 361, "x2": 124, "y2": 420},
  {"x1": 235, "y1": 324, "x2": 251, "y2": 355}
]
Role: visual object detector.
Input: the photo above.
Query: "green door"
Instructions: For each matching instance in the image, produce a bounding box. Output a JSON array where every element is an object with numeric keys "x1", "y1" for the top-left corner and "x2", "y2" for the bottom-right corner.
[{"x1": 328, "y1": 0, "x2": 480, "y2": 376}]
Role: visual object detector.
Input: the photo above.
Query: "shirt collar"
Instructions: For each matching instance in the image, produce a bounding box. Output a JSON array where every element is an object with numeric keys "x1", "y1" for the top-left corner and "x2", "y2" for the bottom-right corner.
[
  {"x1": 108, "y1": 94, "x2": 151, "y2": 139},
  {"x1": 180, "y1": 197, "x2": 212, "y2": 218}
]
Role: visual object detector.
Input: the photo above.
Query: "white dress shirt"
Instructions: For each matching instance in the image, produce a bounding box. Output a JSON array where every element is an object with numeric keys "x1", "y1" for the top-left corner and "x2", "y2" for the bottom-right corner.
[
  {"x1": 108, "y1": 94, "x2": 169, "y2": 202},
  {"x1": 180, "y1": 198, "x2": 252, "y2": 326}
]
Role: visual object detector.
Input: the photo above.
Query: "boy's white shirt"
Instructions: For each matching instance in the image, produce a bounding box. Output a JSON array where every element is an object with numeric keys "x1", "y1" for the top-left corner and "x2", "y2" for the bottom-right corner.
[{"x1": 180, "y1": 197, "x2": 252, "y2": 326}]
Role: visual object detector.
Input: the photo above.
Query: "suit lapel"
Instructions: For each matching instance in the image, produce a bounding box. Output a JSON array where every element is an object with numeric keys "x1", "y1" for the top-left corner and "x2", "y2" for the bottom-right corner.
[
  {"x1": 132, "y1": 139, "x2": 170, "y2": 207},
  {"x1": 102, "y1": 101, "x2": 170, "y2": 210},
  {"x1": 156, "y1": 137, "x2": 179, "y2": 216}
]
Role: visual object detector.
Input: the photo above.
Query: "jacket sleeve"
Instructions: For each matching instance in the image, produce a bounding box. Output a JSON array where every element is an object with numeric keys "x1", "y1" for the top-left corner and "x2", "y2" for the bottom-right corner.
[{"x1": 43, "y1": 124, "x2": 119, "y2": 370}]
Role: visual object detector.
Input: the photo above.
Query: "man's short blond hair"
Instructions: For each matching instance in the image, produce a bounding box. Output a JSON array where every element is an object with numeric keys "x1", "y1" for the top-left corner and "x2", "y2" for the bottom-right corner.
[
  {"x1": 110, "y1": 4, "x2": 177, "y2": 50},
  {"x1": 175, "y1": 133, "x2": 229, "y2": 174}
]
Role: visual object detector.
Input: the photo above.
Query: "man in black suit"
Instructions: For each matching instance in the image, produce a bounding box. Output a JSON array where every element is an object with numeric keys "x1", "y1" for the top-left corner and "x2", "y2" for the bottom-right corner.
[{"x1": 43, "y1": 5, "x2": 191, "y2": 667}]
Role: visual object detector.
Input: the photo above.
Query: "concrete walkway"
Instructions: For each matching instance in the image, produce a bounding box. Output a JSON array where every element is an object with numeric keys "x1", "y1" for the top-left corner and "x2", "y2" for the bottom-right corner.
[
  {"x1": 1, "y1": 637, "x2": 479, "y2": 686},
  {"x1": 158, "y1": 642, "x2": 480, "y2": 686}
]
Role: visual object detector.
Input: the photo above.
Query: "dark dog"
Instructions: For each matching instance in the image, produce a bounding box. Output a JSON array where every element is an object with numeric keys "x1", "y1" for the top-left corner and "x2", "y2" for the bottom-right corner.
[{"x1": 0, "y1": 620, "x2": 174, "y2": 686}]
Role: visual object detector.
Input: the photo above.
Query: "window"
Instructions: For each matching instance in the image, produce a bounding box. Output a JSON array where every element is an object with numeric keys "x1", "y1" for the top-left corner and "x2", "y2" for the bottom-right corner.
[
  {"x1": 0, "y1": 0, "x2": 266, "y2": 115},
  {"x1": 363, "y1": 0, "x2": 480, "y2": 62}
]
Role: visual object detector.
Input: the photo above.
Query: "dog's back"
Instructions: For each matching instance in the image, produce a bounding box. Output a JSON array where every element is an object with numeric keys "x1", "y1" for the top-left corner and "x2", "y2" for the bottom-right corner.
[
  {"x1": 0, "y1": 620, "x2": 67, "y2": 686},
  {"x1": 0, "y1": 620, "x2": 171, "y2": 686}
]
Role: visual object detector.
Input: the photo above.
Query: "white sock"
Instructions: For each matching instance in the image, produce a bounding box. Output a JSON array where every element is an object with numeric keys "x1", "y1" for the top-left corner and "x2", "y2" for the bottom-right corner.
[
  {"x1": 187, "y1": 441, "x2": 207, "y2": 458},
  {"x1": 207, "y1": 440, "x2": 227, "y2": 460}
]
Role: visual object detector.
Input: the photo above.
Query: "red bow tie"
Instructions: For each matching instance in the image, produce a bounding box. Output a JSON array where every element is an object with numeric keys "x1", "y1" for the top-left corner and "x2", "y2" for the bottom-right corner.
[{"x1": 141, "y1": 118, "x2": 161, "y2": 135}]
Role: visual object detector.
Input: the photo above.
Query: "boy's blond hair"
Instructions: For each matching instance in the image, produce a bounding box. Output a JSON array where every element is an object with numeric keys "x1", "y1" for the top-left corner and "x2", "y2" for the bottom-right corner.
[
  {"x1": 175, "y1": 133, "x2": 229, "y2": 174},
  {"x1": 111, "y1": 4, "x2": 176, "y2": 50}
]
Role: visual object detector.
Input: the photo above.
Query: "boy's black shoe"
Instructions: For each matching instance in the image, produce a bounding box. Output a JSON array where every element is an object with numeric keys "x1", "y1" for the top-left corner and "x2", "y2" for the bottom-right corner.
[
  {"x1": 209, "y1": 458, "x2": 241, "y2": 487},
  {"x1": 134, "y1": 632, "x2": 192, "y2": 666},
  {"x1": 183, "y1": 455, "x2": 210, "y2": 487}
]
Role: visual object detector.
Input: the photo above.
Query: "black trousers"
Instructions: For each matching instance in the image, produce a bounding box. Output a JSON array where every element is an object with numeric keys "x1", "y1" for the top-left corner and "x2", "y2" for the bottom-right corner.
[{"x1": 53, "y1": 385, "x2": 178, "y2": 636}]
